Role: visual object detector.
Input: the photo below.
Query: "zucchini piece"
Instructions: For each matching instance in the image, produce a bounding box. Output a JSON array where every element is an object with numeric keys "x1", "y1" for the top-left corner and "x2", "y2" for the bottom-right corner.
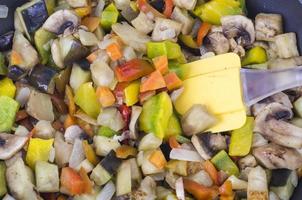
[
  {"x1": 0, "y1": 161, "x2": 7, "y2": 197},
  {"x1": 69, "y1": 63, "x2": 91, "y2": 92},
  {"x1": 16, "y1": 0, "x2": 48, "y2": 39},
  {"x1": 101, "y1": 3, "x2": 119, "y2": 31},
  {"x1": 211, "y1": 150, "x2": 239, "y2": 176},
  {"x1": 139, "y1": 133, "x2": 163, "y2": 151},
  {"x1": 94, "y1": 136, "x2": 121, "y2": 156},
  {"x1": 28, "y1": 65, "x2": 57, "y2": 94},
  {"x1": 35, "y1": 161, "x2": 59, "y2": 192},
  {"x1": 34, "y1": 28, "x2": 56, "y2": 64},
  {"x1": 100, "y1": 150, "x2": 122, "y2": 175},
  {"x1": 247, "y1": 166, "x2": 268, "y2": 200},
  {"x1": 116, "y1": 161, "x2": 132, "y2": 196},
  {"x1": 97, "y1": 126, "x2": 118, "y2": 137},
  {"x1": 275, "y1": 33, "x2": 299, "y2": 59}
]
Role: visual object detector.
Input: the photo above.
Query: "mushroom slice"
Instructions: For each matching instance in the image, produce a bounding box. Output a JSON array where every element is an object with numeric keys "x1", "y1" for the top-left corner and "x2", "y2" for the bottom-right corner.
[
  {"x1": 253, "y1": 143, "x2": 302, "y2": 170},
  {"x1": 252, "y1": 92, "x2": 292, "y2": 116},
  {"x1": 255, "y1": 13, "x2": 283, "y2": 41},
  {"x1": 0, "y1": 133, "x2": 27, "y2": 160},
  {"x1": 204, "y1": 32, "x2": 229, "y2": 55},
  {"x1": 254, "y1": 102, "x2": 302, "y2": 149},
  {"x1": 42, "y1": 9, "x2": 80, "y2": 35},
  {"x1": 221, "y1": 15, "x2": 255, "y2": 47},
  {"x1": 191, "y1": 133, "x2": 226, "y2": 160}
]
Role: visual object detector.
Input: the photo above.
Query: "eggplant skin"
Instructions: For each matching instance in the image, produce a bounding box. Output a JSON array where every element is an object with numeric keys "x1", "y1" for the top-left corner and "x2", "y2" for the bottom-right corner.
[
  {"x1": 270, "y1": 169, "x2": 292, "y2": 187},
  {"x1": 75, "y1": 58, "x2": 90, "y2": 71},
  {"x1": 64, "y1": 41, "x2": 90, "y2": 66},
  {"x1": 0, "y1": 31, "x2": 14, "y2": 52},
  {"x1": 100, "y1": 150, "x2": 122, "y2": 175},
  {"x1": 7, "y1": 65, "x2": 27, "y2": 81},
  {"x1": 21, "y1": 0, "x2": 48, "y2": 34},
  {"x1": 28, "y1": 65, "x2": 57, "y2": 94}
]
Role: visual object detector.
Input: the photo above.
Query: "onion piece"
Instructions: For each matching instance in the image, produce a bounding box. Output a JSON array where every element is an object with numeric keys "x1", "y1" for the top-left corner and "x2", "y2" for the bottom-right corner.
[
  {"x1": 170, "y1": 148, "x2": 202, "y2": 162},
  {"x1": 129, "y1": 106, "x2": 142, "y2": 139},
  {"x1": 69, "y1": 138, "x2": 85, "y2": 169},
  {"x1": 188, "y1": 170, "x2": 213, "y2": 187},
  {"x1": 15, "y1": 87, "x2": 30, "y2": 107},
  {"x1": 79, "y1": 29, "x2": 99, "y2": 46},
  {"x1": 96, "y1": 181, "x2": 116, "y2": 200},
  {"x1": 227, "y1": 175, "x2": 248, "y2": 190},
  {"x1": 175, "y1": 177, "x2": 185, "y2": 200},
  {"x1": 74, "y1": 110, "x2": 98, "y2": 125},
  {"x1": 97, "y1": 107, "x2": 125, "y2": 132}
]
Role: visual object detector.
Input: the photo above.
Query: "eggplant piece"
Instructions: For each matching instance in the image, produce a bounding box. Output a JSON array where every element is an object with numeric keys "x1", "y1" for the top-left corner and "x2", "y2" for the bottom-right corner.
[
  {"x1": 160, "y1": 142, "x2": 172, "y2": 161},
  {"x1": 28, "y1": 65, "x2": 57, "y2": 94},
  {"x1": 191, "y1": 133, "x2": 226, "y2": 160},
  {"x1": 150, "y1": 0, "x2": 164, "y2": 12},
  {"x1": 7, "y1": 65, "x2": 26, "y2": 81},
  {"x1": 90, "y1": 164, "x2": 112, "y2": 186},
  {"x1": 0, "y1": 31, "x2": 14, "y2": 52},
  {"x1": 100, "y1": 150, "x2": 122, "y2": 175},
  {"x1": 59, "y1": 36, "x2": 89, "y2": 66},
  {"x1": 270, "y1": 169, "x2": 297, "y2": 200},
  {"x1": 16, "y1": 0, "x2": 48, "y2": 39}
]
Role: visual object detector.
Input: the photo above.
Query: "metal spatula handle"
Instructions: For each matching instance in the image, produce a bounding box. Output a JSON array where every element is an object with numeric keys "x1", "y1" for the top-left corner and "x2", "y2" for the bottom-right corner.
[{"x1": 241, "y1": 66, "x2": 302, "y2": 106}]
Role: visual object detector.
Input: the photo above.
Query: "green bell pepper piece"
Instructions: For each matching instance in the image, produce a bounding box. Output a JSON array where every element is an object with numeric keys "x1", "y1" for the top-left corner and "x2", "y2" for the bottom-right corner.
[
  {"x1": 242, "y1": 46, "x2": 267, "y2": 66},
  {"x1": 147, "y1": 41, "x2": 186, "y2": 63},
  {"x1": 193, "y1": 0, "x2": 242, "y2": 25},
  {"x1": 0, "y1": 78, "x2": 16, "y2": 98},
  {"x1": 229, "y1": 116, "x2": 254, "y2": 156},
  {"x1": 139, "y1": 92, "x2": 173, "y2": 139},
  {"x1": 74, "y1": 82, "x2": 101, "y2": 119},
  {"x1": 165, "y1": 113, "x2": 182, "y2": 139},
  {"x1": 168, "y1": 61, "x2": 188, "y2": 80},
  {"x1": 34, "y1": 28, "x2": 56, "y2": 64},
  {"x1": 0, "y1": 162, "x2": 7, "y2": 197},
  {"x1": 101, "y1": 3, "x2": 119, "y2": 31},
  {"x1": 0, "y1": 96, "x2": 20, "y2": 132},
  {"x1": 211, "y1": 150, "x2": 239, "y2": 176},
  {"x1": 0, "y1": 53, "x2": 7, "y2": 75},
  {"x1": 97, "y1": 126, "x2": 118, "y2": 137}
]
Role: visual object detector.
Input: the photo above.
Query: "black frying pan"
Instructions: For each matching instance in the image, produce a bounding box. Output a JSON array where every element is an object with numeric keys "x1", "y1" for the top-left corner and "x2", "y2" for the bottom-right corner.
[{"x1": 1, "y1": 0, "x2": 302, "y2": 199}]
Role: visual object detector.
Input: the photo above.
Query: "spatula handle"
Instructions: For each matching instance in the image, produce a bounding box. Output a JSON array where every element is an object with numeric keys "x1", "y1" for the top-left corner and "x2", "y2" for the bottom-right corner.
[{"x1": 241, "y1": 66, "x2": 302, "y2": 106}]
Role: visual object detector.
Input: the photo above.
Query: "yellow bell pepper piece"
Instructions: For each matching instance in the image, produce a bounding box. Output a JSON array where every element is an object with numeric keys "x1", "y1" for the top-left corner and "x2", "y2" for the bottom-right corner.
[
  {"x1": 124, "y1": 80, "x2": 140, "y2": 106},
  {"x1": 0, "y1": 78, "x2": 16, "y2": 98},
  {"x1": 26, "y1": 138, "x2": 54, "y2": 169},
  {"x1": 229, "y1": 116, "x2": 254, "y2": 156},
  {"x1": 74, "y1": 6, "x2": 92, "y2": 18}
]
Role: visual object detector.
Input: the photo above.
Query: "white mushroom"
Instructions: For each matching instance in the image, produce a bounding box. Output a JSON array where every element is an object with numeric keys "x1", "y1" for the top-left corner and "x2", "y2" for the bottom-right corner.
[
  {"x1": 42, "y1": 10, "x2": 80, "y2": 34},
  {"x1": 221, "y1": 15, "x2": 255, "y2": 47},
  {"x1": 0, "y1": 133, "x2": 27, "y2": 160}
]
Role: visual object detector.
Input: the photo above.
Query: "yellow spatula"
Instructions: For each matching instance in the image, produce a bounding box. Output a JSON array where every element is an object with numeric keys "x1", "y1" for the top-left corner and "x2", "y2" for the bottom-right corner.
[{"x1": 175, "y1": 53, "x2": 302, "y2": 133}]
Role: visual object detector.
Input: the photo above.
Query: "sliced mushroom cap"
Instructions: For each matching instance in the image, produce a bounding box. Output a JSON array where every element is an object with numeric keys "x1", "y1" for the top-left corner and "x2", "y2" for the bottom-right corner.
[
  {"x1": 42, "y1": 10, "x2": 80, "y2": 35},
  {"x1": 0, "y1": 133, "x2": 27, "y2": 160},
  {"x1": 254, "y1": 102, "x2": 302, "y2": 149},
  {"x1": 252, "y1": 92, "x2": 292, "y2": 116},
  {"x1": 204, "y1": 32, "x2": 230, "y2": 55},
  {"x1": 221, "y1": 15, "x2": 255, "y2": 47},
  {"x1": 191, "y1": 133, "x2": 226, "y2": 160},
  {"x1": 253, "y1": 143, "x2": 302, "y2": 170}
]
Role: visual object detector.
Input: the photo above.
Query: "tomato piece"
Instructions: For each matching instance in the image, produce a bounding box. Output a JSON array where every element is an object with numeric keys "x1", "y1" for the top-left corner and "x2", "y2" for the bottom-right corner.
[
  {"x1": 118, "y1": 104, "x2": 132, "y2": 126},
  {"x1": 115, "y1": 58, "x2": 154, "y2": 82}
]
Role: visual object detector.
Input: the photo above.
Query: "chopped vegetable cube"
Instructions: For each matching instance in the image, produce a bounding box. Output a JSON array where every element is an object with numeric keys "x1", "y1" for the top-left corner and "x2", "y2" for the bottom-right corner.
[
  {"x1": 140, "y1": 70, "x2": 166, "y2": 93},
  {"x1": 211, "y1": 150, "x2": 239, "y2": 176},
  {"x1": 35, "y1": 161, "x2": 59, "y2": 192},
  {"x1": 0, "y1": 78, "x2": 16, "y2": 98},
  {"x1": 26, "y1": 138, "x2": 54, "y2": 169},
  {"x1": 0, "y1": 96, "x2": 19, "y2": 132},
  {"x1": 124, "y1": 80, "x2": 140, "y2": 106}
]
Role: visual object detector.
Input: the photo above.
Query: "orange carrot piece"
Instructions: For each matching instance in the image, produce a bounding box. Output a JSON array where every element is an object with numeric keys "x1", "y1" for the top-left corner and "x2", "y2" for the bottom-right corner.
[
  {"x1": 96, "y1": 86, "x2": 116, "y2": 107},
  {"x1": 203, "y1": 160, "x2": 219, "y2": 186},
  {"x1": 164, "y1": 72, "x2": 183, "y2": 91},
  {"x1": 10, "y1": 50, "x2": 23, "y2": 65},
  {"x1": 106, "y1": 43, "x2": 123, "y2": 61},
  {"x1": 149, "y1": 150, "x2": 167, "y2": 169},
  {"x1": 219, "y1": 180, "x2": 234, "y2": 200},
  {"x1": 82, "y1": 140, "x2": 99, "y2": 165},
  {"x1": 197, "y1": 22, "x2": 212, "y2": 46},
  {"x1": 140, "y1": 70, "x2": 166, "y2": 92},
  {"x1": 169, "y1": 136, "x2": 181, "y2": 149},
  {"x1": 81, "y1": 17, "x2": 100, "y2": 32},
  {"x1": 183, "y1": 179, "x2": 219, "y2": 200},
  {"x1": 152, "y1": 55, "x2": 168, "y2": 75},
  {"x1": 115, "y1": 145, "x2": 138, "y2": 159},
  {"x1": 64, "y1": 114, "x2": 77, "y2": 129}
]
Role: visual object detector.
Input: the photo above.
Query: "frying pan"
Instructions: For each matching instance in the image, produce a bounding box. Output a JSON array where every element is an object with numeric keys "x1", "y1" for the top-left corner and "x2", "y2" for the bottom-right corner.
[{"x1": 1, "y1": 0, "x2": 302, "y2": 199}]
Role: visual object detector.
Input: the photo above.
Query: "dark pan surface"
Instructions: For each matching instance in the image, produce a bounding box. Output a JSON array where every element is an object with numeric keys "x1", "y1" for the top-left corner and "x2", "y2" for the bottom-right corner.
[{"x1": 1, "y1": 0, "x2": 302, "y2": 199}]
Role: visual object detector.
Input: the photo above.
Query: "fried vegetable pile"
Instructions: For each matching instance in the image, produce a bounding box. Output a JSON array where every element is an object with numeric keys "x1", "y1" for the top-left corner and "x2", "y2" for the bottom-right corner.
[{"x1": 0, "y1": 0, "x2": 302, "y2": 199}]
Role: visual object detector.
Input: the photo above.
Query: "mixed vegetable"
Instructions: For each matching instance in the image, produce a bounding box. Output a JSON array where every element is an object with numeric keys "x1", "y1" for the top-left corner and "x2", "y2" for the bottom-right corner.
[{"x1": 0, "y1": 0, "x2": 302, "y2": 199}]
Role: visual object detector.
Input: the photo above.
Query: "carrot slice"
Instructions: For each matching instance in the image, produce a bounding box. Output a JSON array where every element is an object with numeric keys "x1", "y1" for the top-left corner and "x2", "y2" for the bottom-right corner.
[
  {"x1": 149, "y1": 150, "x2": 167, "y2": 169},
  {"x1": 106, "y1": 43, "x2": 123, "y2": 61},
  {"x1": 152, "y1": 55, "x2": 168, "y2": 75},
  {"x1": 197, "y1": 22, "x2": 212, "y2": 46},
  {"x1": 140, "y1": 70, "x2": 166, "y2": 92}
]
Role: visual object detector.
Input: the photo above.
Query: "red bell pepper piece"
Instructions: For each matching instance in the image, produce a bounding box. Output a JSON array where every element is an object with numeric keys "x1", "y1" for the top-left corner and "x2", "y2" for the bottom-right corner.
[
  {"x1": 115, "y1": 58, "x2": 154, "y2": 82},
  {"x1": 140, "y1": 70, "x2": 166, "y2": 92},
  {"x1": 118, "y1": 104, "x2": 132, "y2": 127},
  {"x1": 164, "y1": 72, "x2": 183, "y2": 91},
  {"x1": 203, "y1": 160, "x2": 219, "y2": 186},
  {"x1": 183, "y1": 179, "x2": 219, "y2": 200}
]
